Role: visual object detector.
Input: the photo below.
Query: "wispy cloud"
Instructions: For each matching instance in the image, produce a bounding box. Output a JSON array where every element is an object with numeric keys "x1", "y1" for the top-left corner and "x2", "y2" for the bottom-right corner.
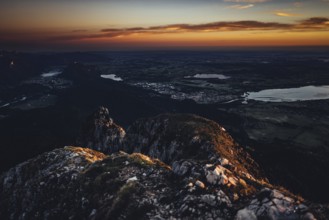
[
  {"x1": 274, "y1": 12, "x2": 300, "y2": 17},
  {"x1": 229, "y1": 4, "x2": 254, "y2": 9},
  {"x1": 1, "y1": 17, "x2": 328, "y2": 44},
  {"x1": 38, "y1": 17, "x2": 329, "y2": 42},
  {"x1": 98, "y1": 21, "x2": 292, "y2": 36},
  {"x1": 97, "y1": 17, "x2": 329, "y2": 38},
  {"x1": 300, "y1": 17, "x2": 329, "y2": 25}
]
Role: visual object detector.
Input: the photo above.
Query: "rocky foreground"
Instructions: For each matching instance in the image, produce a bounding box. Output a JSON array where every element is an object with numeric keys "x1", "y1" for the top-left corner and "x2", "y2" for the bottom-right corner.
[{"x1": 1, "y1": 107, "x2": 328, "y2": 219}]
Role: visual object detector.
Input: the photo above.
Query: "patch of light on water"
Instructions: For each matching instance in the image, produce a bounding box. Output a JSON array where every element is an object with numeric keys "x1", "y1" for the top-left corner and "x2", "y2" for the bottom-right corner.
[
  {"x1": 184, "y1": 74, "x2": 230, "y2": 80},
  {"x1": 244, "y1": 85, "x2": 329, "y2": 102},
  {"x1": 41, "y1": 70, "x2": 62, "y2": 77},
  {"x1": 100, "y1": 74, "x2": 123, "y2": 81}
]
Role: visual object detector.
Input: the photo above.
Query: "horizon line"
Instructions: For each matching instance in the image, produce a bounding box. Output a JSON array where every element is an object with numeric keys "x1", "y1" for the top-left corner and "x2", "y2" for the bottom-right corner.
[{"x1": 2, "y1": 45, "x2": 329, "y2": 54}]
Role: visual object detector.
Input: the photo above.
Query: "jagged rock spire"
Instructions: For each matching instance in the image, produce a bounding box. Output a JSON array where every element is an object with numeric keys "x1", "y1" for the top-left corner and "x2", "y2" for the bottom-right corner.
[{"x1": 76, "y1": 106, "x2": 125, "y2": 153}]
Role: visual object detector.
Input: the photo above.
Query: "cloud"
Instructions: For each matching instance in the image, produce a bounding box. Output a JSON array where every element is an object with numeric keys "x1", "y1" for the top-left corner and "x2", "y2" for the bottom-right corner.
[
  {"x1": 98, "y1": 20, "x2": 292, "y2": 35},
  {"x1": 96, "y1": 17, "x2": 329, "y2": 37},
  {"x1": 1, "y1": 17, "x2": 328, "y2": 44},
  {"x1": 229, "y1": 4, "x2": 254, "y2": 9},
  {"x1": 275, "y1": 12, "x2": 300, "y2": 17},
  {"x1": 300, "y1": 17, "x2": 329, "y2": 25}
]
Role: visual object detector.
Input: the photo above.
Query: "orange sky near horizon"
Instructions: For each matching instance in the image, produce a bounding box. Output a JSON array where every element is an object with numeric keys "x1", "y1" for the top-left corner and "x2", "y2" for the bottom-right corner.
[
  {"x1": 76, "y1": 31, "x2": 329, "y2": 48},
  {"x1": 1, "y1": 0, "x2": 329, "y2": 50}
]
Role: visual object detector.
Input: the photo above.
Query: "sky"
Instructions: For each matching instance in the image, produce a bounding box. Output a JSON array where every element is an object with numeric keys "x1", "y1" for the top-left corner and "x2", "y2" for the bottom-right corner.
[{"x1": 0, "y1": 0, "x2": 329, "y2": 51}]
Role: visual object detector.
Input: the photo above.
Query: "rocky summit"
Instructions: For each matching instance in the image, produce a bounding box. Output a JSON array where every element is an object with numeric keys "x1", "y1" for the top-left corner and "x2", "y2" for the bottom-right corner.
[
  {"x1": 0, "y1": 107, "x2": 328, "y2": 220},
  {"x1": 77, "y1": 106, "x2": 126, "y2": 154}
]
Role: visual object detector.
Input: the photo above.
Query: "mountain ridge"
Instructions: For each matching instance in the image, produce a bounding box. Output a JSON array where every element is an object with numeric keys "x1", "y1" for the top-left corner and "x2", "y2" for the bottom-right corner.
[{"x1": 1, "y1": 107, "x2": 328, "y2": 219}]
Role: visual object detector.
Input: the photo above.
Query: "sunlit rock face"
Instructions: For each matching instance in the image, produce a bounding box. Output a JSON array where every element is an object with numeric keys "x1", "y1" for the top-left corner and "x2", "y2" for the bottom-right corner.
[
  {"x1": 123, "y1": 113, "x2": 262, "y2": 179},
  {"x1": 0, "y1": 110, "x2": 327, "y2": 220},
  {"x1": 0, "y1": 147, "x2": 107, "y2": 219},
  {"x1": 77, "y1": 106, "x2": 126, "y2": 154},
  {"x1": 0, "y1": 146, "x2": 320, "y2": 220}
]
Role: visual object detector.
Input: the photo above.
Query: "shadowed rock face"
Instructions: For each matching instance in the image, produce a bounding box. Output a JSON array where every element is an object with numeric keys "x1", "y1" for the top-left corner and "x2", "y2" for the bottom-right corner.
[
  {"x1": 77, "y1": 106, "x2": 125, "y2": 153},
  {"x1": 123, "y1": 114, "x2": 235, "y2": 163},
  {"x1": 0, "y1": 108, "x2": 328, "y2": 219}
]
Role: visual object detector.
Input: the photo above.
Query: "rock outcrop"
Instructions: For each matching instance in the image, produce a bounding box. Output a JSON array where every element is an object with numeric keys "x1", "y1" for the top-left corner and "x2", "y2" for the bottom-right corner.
[
  {"x1": 1, "y1": 146, "x2": 323, "y2": 220},
  {"x1": 0, "y1": 108, "x2": 328, "y2": 219},
  {"x1": 77, "y1": 106, "x2": 125, "y2": 153},
  {"x1": 123, "y1": 114, "x2": 262, "y2": 179}
]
